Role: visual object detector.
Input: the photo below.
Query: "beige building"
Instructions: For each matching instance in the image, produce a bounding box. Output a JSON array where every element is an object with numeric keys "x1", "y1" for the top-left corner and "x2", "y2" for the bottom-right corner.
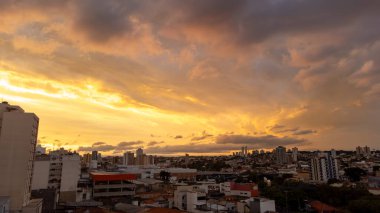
[
  {"x1": 32, "y1": 153, "x2": 81, "y2": 203},
  {"x1": 0, "y1": 101, "x2": 42, "y2": 212}
]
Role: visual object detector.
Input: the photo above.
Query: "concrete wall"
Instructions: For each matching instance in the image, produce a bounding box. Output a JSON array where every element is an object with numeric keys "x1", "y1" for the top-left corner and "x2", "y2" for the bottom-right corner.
[
  {"x1": 60, "y1": 155, "x2": 80, "y2": 192},
  {"x1": 59, "y1": 155, "x2": 80, "y2": 203},
  {"x1": 31, "y1": 161, "x2": 50, "y2": 190}
]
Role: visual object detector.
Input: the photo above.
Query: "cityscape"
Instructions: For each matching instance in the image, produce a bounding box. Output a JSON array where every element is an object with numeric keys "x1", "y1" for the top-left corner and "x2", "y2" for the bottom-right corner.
[{"x1": 1, "y1": 1, "x2": 380, "y2": 213}]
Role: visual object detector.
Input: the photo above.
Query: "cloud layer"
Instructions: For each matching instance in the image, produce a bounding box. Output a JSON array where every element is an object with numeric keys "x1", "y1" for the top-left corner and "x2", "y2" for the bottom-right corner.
[{"x1": 1, "y1": 0, "x2": 380, "y2": 153}]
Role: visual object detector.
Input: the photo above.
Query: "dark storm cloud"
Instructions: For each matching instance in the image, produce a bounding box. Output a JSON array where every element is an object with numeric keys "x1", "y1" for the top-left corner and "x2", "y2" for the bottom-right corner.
[
  {"x1": 2, "y1": 0, "x2": 380, "y2": 46},
  {"x1": 67, "y1": 0, "x2": 380, "y2": 45},
  {"x1": 174, "y1": 135, "x2": 183, "y2": 139},
  {"x1": 268, "y1": 124, "x2": 317, "y2": 136},
  {"x1": 72, "y1": 0, "x2": 138, "y2": 42},
  {"x1": 145, "y1": 143, "x2": 237, "y2": 154},
  {"x1": 78, "y1": 141, "x2": 142, "y2": 152},
  {"x1": 93, "y1": 141, "x2": 106, "y2": 146},
  {"x1": 78, "y1": 144, "x2": 115, "y2": 152},
  {"x1": 216, "y1": 134, "x2": 306, "y2": 148},
  {"x1": 116, "y1": 141, "x2": 142, "y2": 149},
  {"x1": 191, "y1": 131, "x2": 213, "y2": 141},
  {"x1": 293, "y1": 129, "x2": 317, "y2": 136},
  {"x1": 146, "y1": 141, "x2": 164, "y2": 146}
]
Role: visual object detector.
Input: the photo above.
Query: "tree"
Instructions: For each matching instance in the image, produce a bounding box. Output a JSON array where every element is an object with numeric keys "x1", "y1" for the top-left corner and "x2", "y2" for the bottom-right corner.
[
  {"x1": 159, "y1": 170, "x2": 171, "y2": 182},
  {"x1": 345, "y1": 167, "x2": 366, "y2": 182}
]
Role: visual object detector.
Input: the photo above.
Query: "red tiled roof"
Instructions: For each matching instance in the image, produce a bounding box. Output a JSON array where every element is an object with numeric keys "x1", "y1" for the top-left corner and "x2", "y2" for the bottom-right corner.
[{"x1": 230, "y1": 182, "x2": 260, "y2": 197}]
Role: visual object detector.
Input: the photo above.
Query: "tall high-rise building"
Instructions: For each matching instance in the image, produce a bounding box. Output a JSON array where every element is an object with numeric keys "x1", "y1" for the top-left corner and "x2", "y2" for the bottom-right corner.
[
  {"x1": 136, "y1": 148, "x2": 144, "y2": 165},
  {"x1": 0, "y1": 102, "x2": 42, "y2": 212},
  {"x1": 91, "y1": 150, "x2": 98, "y2": 169},
  {"x1": 82, "y1": 153, "x2": 92, "y2": 167},
  {"x1": 363, "y1": 146, "x2": 371, "y2": 157},
  {"x1": 274, "y1": 146, "x2": 287, "y2": 164},
  {"x1": 311, "y1": 152, "x2": 339, "y2": 182},
  {"x1": 291, "y1": 147, "x2": 298, "y2": 162},
  {"x1": 356, "y1": 146, "x2": 371, "y2": 157},
  {"x1": 123, "y1": 152, "x2": 135, "y2": 165},
  {"x1": 91, "y1": 151, "x2": 98, "y2": 160}
]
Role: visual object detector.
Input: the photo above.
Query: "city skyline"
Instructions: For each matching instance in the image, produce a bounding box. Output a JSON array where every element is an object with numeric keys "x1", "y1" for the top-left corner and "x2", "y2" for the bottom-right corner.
[{"x1": 1, "y1": 1, "x2": 380, "y2": 155}]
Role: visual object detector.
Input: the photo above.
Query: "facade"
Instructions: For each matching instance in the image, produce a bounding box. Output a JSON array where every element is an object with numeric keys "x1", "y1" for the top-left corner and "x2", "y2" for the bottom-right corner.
[
  {"x1": 311, "y1": 153, "x2": 339, "y2": 182},
  {"x1": 123, "y1": 152, "x2": 135, "y2": 165},
  {"x1": 136, "y1": 148, "x2": 144, "y2": 165},
  {"x1": 0, "y1": 102, "x2": 41, "y2": 212},
  {"x1": 274, "y1": 146, "x2": 287, "y2": 164},
  {"x1": 0, "y1": 197, "x2": 10, "y2": 213},
  {"x1": 173, "y1": 185, "x2": 208, "y2": 212},
  {"x1": 91, "y1": 172, "x2": 137, "y2": 198},
  {"x1": 91, "y1": 151, "x2": 98, "y2": 169},
  {"x1": 368, "y1": 176, "x2": 380, "y2": 195},
  {"x1": 220, "y1": 182, "x2": 259, "y2": 198},
  {"x1": 292, "y1": 147, "x2": 298, "y2": 162},
  {"x1": 248, "y1": 198, "x2": 276, "y2": 213},
  {"x1": 32, "y1": 153, "x2": 81, "y2": 203},
  {"x1": 82, "y1": 153, "x2": 92, "y2": 167},
  {"x1": 356, "y1": 146, "x2": 371, "y2": 157},
  {"x1": 59, "y1": 155, "x2": 81, "y2": 202},
  {"x1": 31, "y1": 156, "x2": 50, "y2": 190},
  {"x1": 31, "y1": 189, "x2": 58, "y2": 213}
]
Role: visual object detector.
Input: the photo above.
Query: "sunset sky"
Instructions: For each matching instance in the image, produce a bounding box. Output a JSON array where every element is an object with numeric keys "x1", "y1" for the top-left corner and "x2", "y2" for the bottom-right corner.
[{"x1": 1, "y1": 0, "x2": 380, "y2": 155}]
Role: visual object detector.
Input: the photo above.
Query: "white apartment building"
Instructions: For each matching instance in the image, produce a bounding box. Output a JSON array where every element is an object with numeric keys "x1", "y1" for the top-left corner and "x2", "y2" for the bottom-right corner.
[
  {"x1": 174, "y1": 185, "x2": 209, "y2": 212},
  {"x1": 311, "y1": 153, "x2": 339, "y2": 182},
  {"x1": 237, "y1": 197, "x2": 276, "y2": 213},
  {"x1": 32, "y1": 153, "x2": 81, "y2": 203},
  {"x1": 0, "y1": 102, "x2": 42, "y2": 213}
]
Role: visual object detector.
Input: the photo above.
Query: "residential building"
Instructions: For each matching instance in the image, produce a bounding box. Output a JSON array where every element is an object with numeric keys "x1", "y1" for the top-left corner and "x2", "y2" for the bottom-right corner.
[
  {"x1": 90, "y1": 172, "x2": 136, "y2": 198},
  {"x1": 311, "y1": 153, "x2": 339, "y2": 182},
  {"x1": 274, "y1": 146, "x2": 287, "y2": 164},
  {"x1": 82, "y1": 153, "x2": 92, "y2": 167},
  {"x1": 91, "y1": 151, "x2": 98, "y2": 169},
  {"x1": 220, "y1": 182, "x2": 259, "y2": 198},
  {"x1": 0, "y1": 197, "x2": 10, "y2": 213},
  {"x1": 123, "y1": 151, "x2": 135, "y2": 165},
  {"x1": 356, "y1": 146, "x2": 371, "y2": 157},
  {"x1": 136, "y1": 148, "x2": 144, "y2": 165},
  {"x1": 32, "y1": 152, "x2": 81, "y2": 203},
  {"x1": 0, "y1": 102, "x2": 42, "y2": 212},
  {"x1": 237, "y1": 197, "x2": 276, "y2": 213},
  {"x1": 173, "y1": 185, "x2": 208, "y2": 212},
  {"x1": 292, "y1": 147, "x2": 298, "y2": 162}
]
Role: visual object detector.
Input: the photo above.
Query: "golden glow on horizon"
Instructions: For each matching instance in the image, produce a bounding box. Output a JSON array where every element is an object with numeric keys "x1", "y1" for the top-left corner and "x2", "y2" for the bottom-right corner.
[{"x1": 0, "y1": 68, "x2": 309, "y2": 155}]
